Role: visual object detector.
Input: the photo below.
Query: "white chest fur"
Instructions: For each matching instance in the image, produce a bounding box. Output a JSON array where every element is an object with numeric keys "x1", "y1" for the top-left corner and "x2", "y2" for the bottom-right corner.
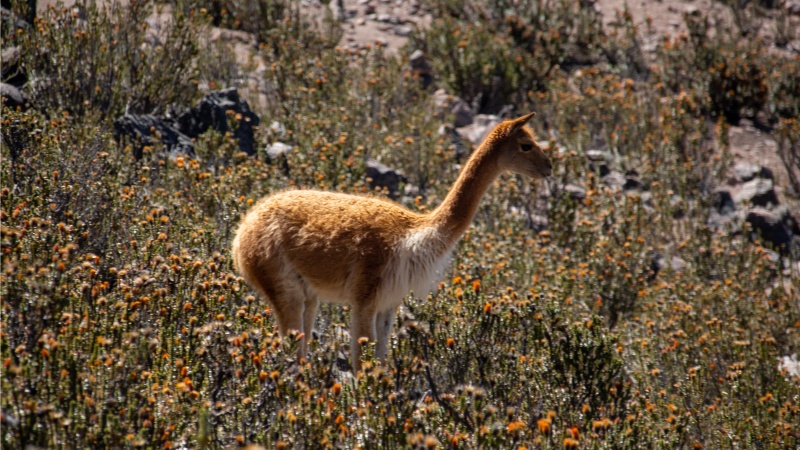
[{"x1": 376, "y1": 227, "x2": 453, "y2": 312}]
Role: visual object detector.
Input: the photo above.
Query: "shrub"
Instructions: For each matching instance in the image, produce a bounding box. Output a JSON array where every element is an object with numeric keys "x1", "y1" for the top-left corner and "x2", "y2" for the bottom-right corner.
[
  {"x1": 706, "y1": 45, "x2": 769, "y2": 122},
  {"x1": 11, "y1": 0, "x2": 201, "y2": 120},
  {"x1": 409, "y1": 0, "x2": 603, "y2": 113}
]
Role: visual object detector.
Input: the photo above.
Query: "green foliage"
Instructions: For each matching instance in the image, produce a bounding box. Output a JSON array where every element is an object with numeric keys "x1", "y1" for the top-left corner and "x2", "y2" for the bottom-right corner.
[
  {"x1": 8, "y1": 0, "x2": 202, "y2": 121},
  {"x1": 654, "y1": 11, "x2": 799, "y2": 124},
  {"x1": 410, "y1": 0, "x2": 603, "y2": 113},
  {"x1": 194, "y1": 0, "x2": 342, "y2": 50}
]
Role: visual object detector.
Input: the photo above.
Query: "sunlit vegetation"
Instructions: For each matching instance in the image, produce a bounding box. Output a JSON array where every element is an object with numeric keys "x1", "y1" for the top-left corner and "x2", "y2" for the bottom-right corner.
[{"x1": 2, "y1": 0, "x2": 798, "y2": 448}]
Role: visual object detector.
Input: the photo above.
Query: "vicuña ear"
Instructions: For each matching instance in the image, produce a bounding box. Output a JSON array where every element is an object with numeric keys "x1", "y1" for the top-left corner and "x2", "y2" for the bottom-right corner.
[{"x1": 509, "y1": 111, "x2": 537, "y2": 134}]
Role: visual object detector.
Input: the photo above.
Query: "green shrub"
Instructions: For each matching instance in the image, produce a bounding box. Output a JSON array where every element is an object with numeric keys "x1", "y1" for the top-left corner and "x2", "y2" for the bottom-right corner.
[
  {"x1": 9, "y1": 0, "x2": 201, "y2": 120},
  {"x1": 409, "y1": 0, "x2": 603, "y2": 113}
]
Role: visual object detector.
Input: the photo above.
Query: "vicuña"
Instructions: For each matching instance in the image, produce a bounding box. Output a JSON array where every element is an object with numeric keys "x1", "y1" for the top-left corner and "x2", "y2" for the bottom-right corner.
[{"x1": 232, "y1": 112, "x2": 552, "y2": 371}]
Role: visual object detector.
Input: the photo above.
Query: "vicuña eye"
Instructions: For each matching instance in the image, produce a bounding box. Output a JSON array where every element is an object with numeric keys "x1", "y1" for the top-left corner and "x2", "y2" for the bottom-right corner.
[{"x1": 520, "y1": 144, "x2": 533, "y2": 152}]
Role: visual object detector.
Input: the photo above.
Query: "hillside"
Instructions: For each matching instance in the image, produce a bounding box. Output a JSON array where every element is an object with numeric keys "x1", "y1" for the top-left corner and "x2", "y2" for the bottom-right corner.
[{"x1": 2, "y1": 0, "x2": 800, "y2": 448}]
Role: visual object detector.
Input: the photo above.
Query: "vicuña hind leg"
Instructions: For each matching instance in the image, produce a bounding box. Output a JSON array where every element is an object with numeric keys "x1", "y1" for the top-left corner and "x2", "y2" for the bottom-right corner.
[
  {"x1": 350, "y1": 303, "x2": 377, "y2": 372},
  {"x1": 375, "y1": 307, "x2": 396, "y2": 361}
]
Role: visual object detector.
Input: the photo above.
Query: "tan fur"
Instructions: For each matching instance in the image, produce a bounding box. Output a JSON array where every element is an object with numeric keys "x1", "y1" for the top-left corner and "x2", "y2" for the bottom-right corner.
[{"x1": 231, "y1": 112, "x2": 551, "y2": 371}]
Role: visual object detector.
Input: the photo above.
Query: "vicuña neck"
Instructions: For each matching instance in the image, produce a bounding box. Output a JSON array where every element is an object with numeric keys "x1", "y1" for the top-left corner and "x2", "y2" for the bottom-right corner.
[{"x1": 429, "y1": 140, "x2": 502, "y2": 244}]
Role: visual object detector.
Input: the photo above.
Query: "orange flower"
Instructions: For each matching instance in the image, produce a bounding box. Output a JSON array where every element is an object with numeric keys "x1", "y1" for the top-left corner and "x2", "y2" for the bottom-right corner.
[
  {"x1": 472, "y1": 279, "x2": 481, "y2": 292},
  {"x1": 537, "y1": 418, "x2": 551, "y2": 434}
]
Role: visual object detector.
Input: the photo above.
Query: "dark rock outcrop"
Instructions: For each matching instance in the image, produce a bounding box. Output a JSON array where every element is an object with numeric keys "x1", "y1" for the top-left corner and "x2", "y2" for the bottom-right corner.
[
  {"x1": 366, "y1": 158, "x2": 407, "y2": 199},
  {"x1": 114, "y1": 114, "x2": 194, "y2": 159},
  {"x1": 174, "y1": 88, "x2": 260, "y2": 155},
  {"x1": 113, "y1": 88, "x2": 260, "y2": 159},
  {"x1": 745, "y1": 206, "x2": 799, "y2": 254}
]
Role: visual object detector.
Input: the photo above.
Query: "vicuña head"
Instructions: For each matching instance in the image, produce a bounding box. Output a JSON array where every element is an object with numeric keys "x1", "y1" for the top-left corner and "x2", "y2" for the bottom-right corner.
[{"x1": 231, "y1": 112, "x2": 551, "y2": 371}]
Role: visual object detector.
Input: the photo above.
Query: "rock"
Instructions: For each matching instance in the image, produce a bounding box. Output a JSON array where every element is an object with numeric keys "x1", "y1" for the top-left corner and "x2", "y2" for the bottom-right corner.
[
  {"x1": 456, "y1": 114, "x2": 501, "y2": 146},
  {"x1": 329, "y1": 0, "x2": 345, "y2": 21},
  {"x1": 268, "y1": 121, "x2": 287, "y2": 138},
  {"x1": 265, "y1": 142, "x2": 292, "y2": 174},
  {"x1": 0, "y1": 408, "x2": 19, "y2": 427},
  {"x1": 708, "y1": 208, "x2": 743, "y2": 232},
  {"x1": 366, "y1": 158, "x2": 407, "y2": 198},
  {"x1": 527, "y1": 213, "x2": 548, "y2": 232},
  {"x1": 649, "y1": 252, "x2": 688, "y2": 279},
  {"x1": 363, "y1": 2, "x2": 376, "y2": 14},
  {"x1": 733, "y1": 161, "x2": 773, "y2": 183},
  {"x1": 623, "y1": 173, "x2": 643, "y2": 191},
  {"x1": 734, "y1": 178, "x2": 779, "y2": 208},
  {"x1": 585, "y1": 149, "x2": 612, "y2": 177},
  {"x1": 779, "y1": 354, "x2": 800, "y2": 378},
  {"x1": 786, "y1": 1, "x2": 800, "y2": 15},
  {"x1": 438, "y1": 124, "x2": 467, "y2": 160},
  {"x1": 0, "y1": 82, "x2": 28, "y2": 110},
  {"x1": 409, "y1": 50, "x2": 432, "y2": 87},
  {"x1": 745, "y1": 206, "x2": 798, "y2": 252},
  {"x1": 670, "y1": 194, "x2": 686, "y2": 219},
  {"x1": 265, "y1": 142, "x2": 292, "y2": 160},
  {"x1": 209, "y1": 28, "x2": 256, "y2": 45},
  {"x1": 434, "y1": 89, "x2": 474, "y2": 128},
  {"x1": 114, "y1": 114, "x2": 194, "y2": 159},
  {"x1": 563, "y1": 184, "x2": 587, "y2": 201},
  {"x1": 409, "y1": 50, "x2": 428, "y2": 71},
  {"x1": 1, "y1": 46, "x2": 25, "y2": 87},
  {"x1": 174, "y1": 88, "x2": 260, "y2": 155},
  {"x1": 713, "y1": 188, "x2": 737, "y2": 215},
  {"x1": 394, "y1": 25, "x2": 413, "y2": 36},
  {"x1": 602, "y1": 170, "x2": 626, "y2": 189},
  {"x1": 375, "y1": 13, "x2": 399, "y2": 23}
]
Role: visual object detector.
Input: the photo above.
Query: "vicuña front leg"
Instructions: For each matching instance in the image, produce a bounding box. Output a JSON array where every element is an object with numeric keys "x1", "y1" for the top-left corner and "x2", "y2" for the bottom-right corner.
[
  {"x1": 375, "y1": 308, "x2": 396, "y2": 361},
  {"x1": 301, "y1": 296, "x2": 319, "y2": 357},
  {"x1": 269, "y1": 285, "x2": 308, "y2": 360},
  {"x1": 350, "y1": 303, "x2": 377, "y2": 372}
]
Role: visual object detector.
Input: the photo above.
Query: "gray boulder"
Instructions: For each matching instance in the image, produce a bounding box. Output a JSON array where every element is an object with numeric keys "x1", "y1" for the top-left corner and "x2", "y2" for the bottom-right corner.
[
  {"x1": 585, "y1": 149, "x2": 612, "y2": 177},
  {"x1": 265, "y1": 142, "x2": 292, "y2": 160},
  {"x1": 456, "y1": 114, "x2": 502, "y2": 146},
  {"x1": 434, "y1": 89, "x2": 474, "y2": 128},
  {"x1": 734, "y1": 178, "x2": 779, "y2": 208},
  {"x1": 0, "y1": 82, "x2": 28, "y2": 110},
  {"x1": 732, "y1": 161, "x2": 773, "y2": 183}
]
